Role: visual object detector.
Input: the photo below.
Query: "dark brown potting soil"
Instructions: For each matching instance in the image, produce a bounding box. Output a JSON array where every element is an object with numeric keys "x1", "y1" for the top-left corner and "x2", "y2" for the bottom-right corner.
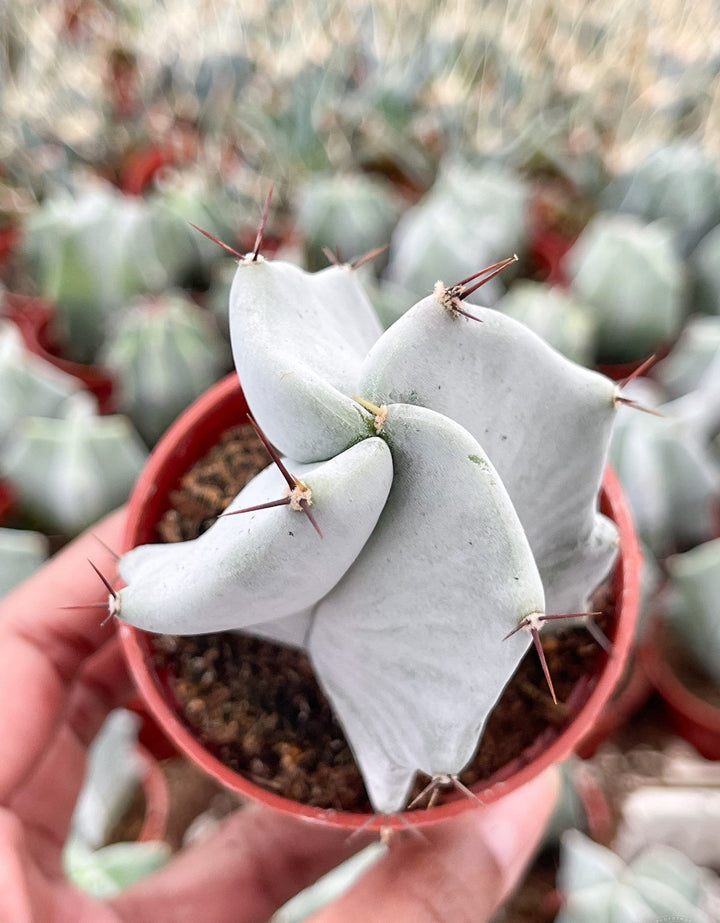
[{"x1": 148, "y1": 423, "x2": 615, "y2": 813}]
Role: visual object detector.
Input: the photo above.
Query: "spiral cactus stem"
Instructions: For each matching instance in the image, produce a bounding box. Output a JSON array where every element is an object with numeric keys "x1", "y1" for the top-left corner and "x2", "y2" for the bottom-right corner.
[
  {"x1": 246, "y1": 413, "x2": 322, "y2": 537},
  {"x1": 188, "y1": 223, "x2": 243, "y2": 259},
  {"x1": 350, "y1": 243, "x2": 390, "y2": 270},
  {"x1": 252, "y1": 184, "x2": 274, "y2": 261}
]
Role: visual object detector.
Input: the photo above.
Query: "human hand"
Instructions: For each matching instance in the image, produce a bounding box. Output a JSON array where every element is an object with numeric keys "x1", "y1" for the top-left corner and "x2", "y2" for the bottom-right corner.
[{"x1": 0, "y1": 509, "x2": 558, "y2": 923}]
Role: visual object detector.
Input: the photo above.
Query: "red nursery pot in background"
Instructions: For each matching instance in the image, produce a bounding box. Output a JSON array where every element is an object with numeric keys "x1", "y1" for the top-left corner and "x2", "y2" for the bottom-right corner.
[
  {"x1": 119, "y1": 374, "x2": 641, "y2": 832},
  {"x1": 640, "y1": 618, "x2": 720, "y2": 761}
]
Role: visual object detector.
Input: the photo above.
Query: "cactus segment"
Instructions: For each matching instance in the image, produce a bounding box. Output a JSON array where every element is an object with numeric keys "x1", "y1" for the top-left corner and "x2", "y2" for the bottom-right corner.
[
  {"x1": 308, "y1": 403, "x2": 545, "y2": 813},
  {"x1": 228, "y1": 258, "x2": 382, "y2": 462},
  {"x1": 118, "y1": 437, "x2": 393, "y2": 635},
  {"x1": 359, "y1": 295, "x2": 619, "y2": 613}
]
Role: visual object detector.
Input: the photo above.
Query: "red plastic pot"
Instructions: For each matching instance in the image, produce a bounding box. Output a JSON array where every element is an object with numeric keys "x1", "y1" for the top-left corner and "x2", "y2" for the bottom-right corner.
[
  {"x1": 640, "y1": 618, "x2": 720, "y2": 760},
  {"x1": 574, "y1": 648, "x2": 653, "y2": 759},
  {"x1": 2, "y1": 293, "x2": 116, "y2": 414},
  {"x1": 0, "y1": 225, "x2": 20, "y2": 269},
  {"x1": 0, "y1": 479, "x2": 16, "y2": 525},
  {"x1": 120, "y1": 147, "x2": 178, "y2": 197},
  {"x1": 119, "y1": 374, "x2": 641, "y2": 832}
]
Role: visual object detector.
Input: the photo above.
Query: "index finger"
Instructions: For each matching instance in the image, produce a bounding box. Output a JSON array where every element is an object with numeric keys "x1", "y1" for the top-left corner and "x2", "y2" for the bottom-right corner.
[{"x1": 0, "y1": 508, "x2": 126, "y2": 802}]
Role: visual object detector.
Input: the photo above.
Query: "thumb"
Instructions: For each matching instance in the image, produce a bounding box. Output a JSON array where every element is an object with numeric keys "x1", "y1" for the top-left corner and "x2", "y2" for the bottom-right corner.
[{"x1": 308, "y1": 767, "x2": 560, "y2": 923}]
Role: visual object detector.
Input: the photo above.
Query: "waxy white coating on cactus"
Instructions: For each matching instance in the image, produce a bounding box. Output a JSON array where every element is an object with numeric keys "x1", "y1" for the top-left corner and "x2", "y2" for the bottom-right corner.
[
  {"x1": 359, "y1": 288, "x2": 619, "y2": 614},
  {"x1": 557, "y1": 830, "x2": 714, "y2": 923},
  {"x1": 308, "y1": 403, "x2": 545, "y2": 813},
  {"x1": 118, "y1": 438, "x2": 393, "y2": 635},
  {"x1": 228, "y1": 258, "x2": 380, "y2": 462}
]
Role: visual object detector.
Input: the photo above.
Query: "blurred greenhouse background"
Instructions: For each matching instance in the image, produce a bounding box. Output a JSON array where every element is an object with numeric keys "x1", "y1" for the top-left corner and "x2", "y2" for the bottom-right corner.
[{"x1": 3, "y1": 0, "x2": 720, "y2": 919}]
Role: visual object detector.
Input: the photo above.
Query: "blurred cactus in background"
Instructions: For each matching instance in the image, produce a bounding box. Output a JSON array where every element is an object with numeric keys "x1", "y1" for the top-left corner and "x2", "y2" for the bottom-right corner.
[
  {"x1": 567, "y1": 213, "x2": 686, "y2": 364},
  {"x1": 101, "y1": 290, "x2": 230, "y2": 446}
]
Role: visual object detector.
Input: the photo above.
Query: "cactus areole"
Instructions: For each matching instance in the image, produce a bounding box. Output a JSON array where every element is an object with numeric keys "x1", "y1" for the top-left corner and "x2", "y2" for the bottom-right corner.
[{"x1": 117, "y1": 245, "x2": 640, "y2": 830}]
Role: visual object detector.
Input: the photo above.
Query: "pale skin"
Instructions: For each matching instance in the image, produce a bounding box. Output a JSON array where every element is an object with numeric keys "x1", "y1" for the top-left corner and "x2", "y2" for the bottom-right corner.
[{"x1": 0, "y1": 508, "x2": 558, "y2": 923}]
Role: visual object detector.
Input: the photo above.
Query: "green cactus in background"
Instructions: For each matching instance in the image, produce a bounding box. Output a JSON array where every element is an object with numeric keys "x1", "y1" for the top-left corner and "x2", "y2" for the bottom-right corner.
[
  {"x1": 296, "y1": 173, "x2": 400, "y2": 272},
  {"x1": 382, "y1": 161, "x2": 529, "y2": 312},
  {"x1": 495, "y1": 280, "x2": 597, "y2": 366},
  {"x1": 557, "y1": 830, "x2": 716, "y2": 922},
  {"x1": 1, "y1": 393, "x2": 147, "y2": 536},
  {"x1": 655, "y1": 316, "x2": 720, "y2": 398},
  {"x1": 691, "y1": 223, "x2": 720, "y2": 315},
  {"x1": 101, "y1": 290, "x2": 230, "y2": 446},
  {"x1": 0, "y1": 318, "x2": 83, "y2": 447},
  {"x1": 21, "y1": 179, "x2": 221, "y2": 361},
  {"x1": 665, "y1": 538, "x2": 720, "y2": 686},
  {"x1": 567, "y1": 213, "x2": 686, "y2": 364},
  {"x1": 603, "y1": 142, "x2": 720, "y2": 255}
]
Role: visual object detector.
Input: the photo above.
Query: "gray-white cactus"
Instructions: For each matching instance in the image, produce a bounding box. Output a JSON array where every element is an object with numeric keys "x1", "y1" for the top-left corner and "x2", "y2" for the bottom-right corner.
[
  {"x1": 383, "y1": 162, "x2": 529, "y2": 311},
  {"x1": 101, "y1": 291, "x2": 230, "y2": 446},
  {"x1": 115, "y1": 239, "x2": 630, "y2": 815},
  {"x1": 557, "y1": 830, "x2": 716, "y2": 923},
  {"x1": 567, "y1": 213, "x2": 686, "y2": 364}
]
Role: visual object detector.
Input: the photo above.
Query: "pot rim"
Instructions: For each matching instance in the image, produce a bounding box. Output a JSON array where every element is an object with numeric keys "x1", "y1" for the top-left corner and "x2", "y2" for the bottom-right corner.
[
  {"x1": 640, "y1": 618, "x2": 720, "y2": 740},
  {"x1": 119, "y1": 373, "x2": 641, "y2": 831}
]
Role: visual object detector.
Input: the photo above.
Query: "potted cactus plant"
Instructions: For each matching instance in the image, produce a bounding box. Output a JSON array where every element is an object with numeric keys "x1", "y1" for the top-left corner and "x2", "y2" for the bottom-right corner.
[{"x1": 103, "y1": 218, "x2": 640, "y2": 832}]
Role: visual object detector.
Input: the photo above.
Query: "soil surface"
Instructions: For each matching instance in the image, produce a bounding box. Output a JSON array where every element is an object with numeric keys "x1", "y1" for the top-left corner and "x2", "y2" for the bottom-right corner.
[{"x1": 147, "y1": 423, "x2": 615, "y2": 813}]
